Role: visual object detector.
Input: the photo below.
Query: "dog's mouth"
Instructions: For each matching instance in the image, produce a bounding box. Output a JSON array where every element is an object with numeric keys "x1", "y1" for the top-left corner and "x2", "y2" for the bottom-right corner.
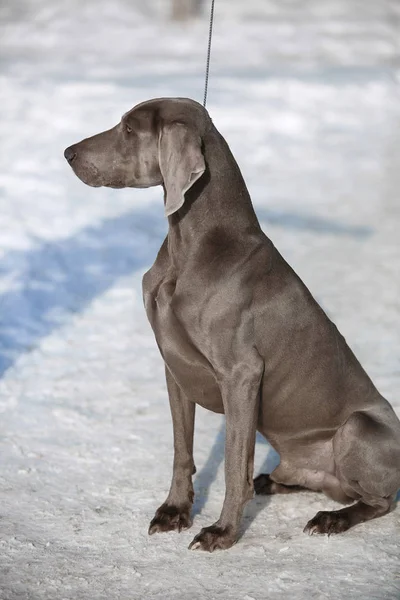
[
  {"x1": 68, "y1": 159, "x2": 104, "y2": 188},
  {"x1": 67, "y1": 156, "x2": 127, "y2": 189},
  {"x1": 104, "y1": 182, "x2": 126, "y2": 189}
]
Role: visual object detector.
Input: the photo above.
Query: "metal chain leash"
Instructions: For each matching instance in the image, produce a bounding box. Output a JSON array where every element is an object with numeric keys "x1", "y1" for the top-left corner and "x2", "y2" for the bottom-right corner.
[{"x1": 203, "y1": 0, "x2": 215, "y2": 108}]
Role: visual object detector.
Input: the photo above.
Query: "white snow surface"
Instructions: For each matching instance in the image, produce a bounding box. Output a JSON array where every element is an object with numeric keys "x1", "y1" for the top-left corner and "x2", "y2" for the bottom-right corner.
[{"x1": 0, "y1": 1, "x2": 400, "y2": 598}]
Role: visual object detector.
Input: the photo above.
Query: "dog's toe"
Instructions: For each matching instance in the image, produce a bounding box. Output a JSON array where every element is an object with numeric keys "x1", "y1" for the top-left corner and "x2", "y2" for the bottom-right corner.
[
  {"x1": 148, "y1": 503, "x2": 192, "y2": 535},
  {"x1": 188, "y1": 524, "x2": 236, "y2": 552},
  {"x1": 303, "y1": 510, "x2": 351, "y2": 536}
]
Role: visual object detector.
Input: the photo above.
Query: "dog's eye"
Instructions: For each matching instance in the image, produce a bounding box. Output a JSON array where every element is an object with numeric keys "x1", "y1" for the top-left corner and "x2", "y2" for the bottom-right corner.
[{"x1": 125, "y1": 124, "x2": 132, "y2": 134}]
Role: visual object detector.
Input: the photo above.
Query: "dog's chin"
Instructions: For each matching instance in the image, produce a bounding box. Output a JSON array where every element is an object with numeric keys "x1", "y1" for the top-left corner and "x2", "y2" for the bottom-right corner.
[
  {"x1": 69, "y1": 162, "x2": 104, "y2": 188},
  {"x1": 73, "y1": 167, "x2": 128, "y2": 189},
  {"x1": 81, "y1": 179, "x2": 103, "y2": 188},
  {"x1": 104, "y1": 182, "x2": 127, "y2": 189}
]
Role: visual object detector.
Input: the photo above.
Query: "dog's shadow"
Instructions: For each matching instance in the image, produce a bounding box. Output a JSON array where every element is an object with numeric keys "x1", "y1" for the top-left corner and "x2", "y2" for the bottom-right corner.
[
  {"x1": 192, "y1": 423, "x2": 226, "y2": 518},
  {"x1": 241, "y1": 434, "x2": 281, "y2": 537},
  {"x1": 192, "y1": 423, "x2": 280, "y2": 536}
]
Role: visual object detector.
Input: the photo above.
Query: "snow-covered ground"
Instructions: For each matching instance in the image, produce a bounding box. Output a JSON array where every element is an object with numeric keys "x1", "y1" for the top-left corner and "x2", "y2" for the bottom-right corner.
[{"x1": 0, "y1": 1, "x2": 399, "y2": 598}]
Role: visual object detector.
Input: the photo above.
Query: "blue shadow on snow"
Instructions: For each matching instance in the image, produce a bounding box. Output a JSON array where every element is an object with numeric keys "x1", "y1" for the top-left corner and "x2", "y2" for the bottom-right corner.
[
  {"x1": 0, "y1": 205, "x2": 166, "y2": 378},
  {"x1": 0, "y1": 205, "x2": 372, "y2": 378}
]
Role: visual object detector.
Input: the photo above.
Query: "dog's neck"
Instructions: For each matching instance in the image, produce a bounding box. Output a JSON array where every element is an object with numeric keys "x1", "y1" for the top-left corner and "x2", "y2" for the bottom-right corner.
[{"x1": 166, "y1": 128, "x2": 261, "y2": 270}]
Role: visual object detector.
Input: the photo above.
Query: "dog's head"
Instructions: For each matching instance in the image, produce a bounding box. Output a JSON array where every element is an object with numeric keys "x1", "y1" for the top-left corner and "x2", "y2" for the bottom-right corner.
[{"x1": 64, "y1": 97, "x2": 210, "y2": 216}]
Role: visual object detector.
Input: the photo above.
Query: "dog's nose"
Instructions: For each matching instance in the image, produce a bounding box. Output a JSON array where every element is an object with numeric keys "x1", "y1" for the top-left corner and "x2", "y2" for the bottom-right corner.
[{"x1": 64, "y1": 146, "x2": 77, "y2": 164}]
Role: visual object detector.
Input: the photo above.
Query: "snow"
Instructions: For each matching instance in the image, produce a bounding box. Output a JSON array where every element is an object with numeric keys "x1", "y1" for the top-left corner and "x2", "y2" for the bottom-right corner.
[{"x1": 0, "y1": 0, "x2": 399, "y2": 598}]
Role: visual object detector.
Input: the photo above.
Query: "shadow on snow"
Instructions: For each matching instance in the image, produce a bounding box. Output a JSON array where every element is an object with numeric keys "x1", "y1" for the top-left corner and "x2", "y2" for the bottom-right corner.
[
  {"x1": 0, "y1": 204, "x2": 166, "y2": 377},
  {"x1": 0, "y1": 204, "x2": 372, "y2": 378}
]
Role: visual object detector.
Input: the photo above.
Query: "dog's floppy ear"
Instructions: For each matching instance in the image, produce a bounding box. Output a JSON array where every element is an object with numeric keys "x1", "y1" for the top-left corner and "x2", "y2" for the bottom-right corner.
[{"x1": 158, "y1": 122, "x2": 206, "y2": 217}]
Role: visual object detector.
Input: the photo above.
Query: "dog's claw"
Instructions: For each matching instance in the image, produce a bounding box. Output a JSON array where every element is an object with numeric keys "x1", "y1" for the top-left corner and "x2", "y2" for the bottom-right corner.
[
  {"x1": 189, "y1": 540, "x2": 202, "y2": 551},
  {"x1": 304, "y1": 523, "x2": 318, "y2": 536},
  {"x1": 188, "y1": 525, "x2": 236, "y2": 552},
  {"x1": 149, "y1": 503, "x2": 192, "y2": 535},
  {"x1": 303, "y1": 510, "x2": 351, "y2": 536}
]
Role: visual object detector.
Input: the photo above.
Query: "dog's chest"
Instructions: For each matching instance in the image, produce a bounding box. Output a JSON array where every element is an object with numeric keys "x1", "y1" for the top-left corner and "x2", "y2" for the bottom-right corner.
[
  {"x1": 143, "y1": 268, "x2": 223, "y2": 412},
  {"x1": 144, "y1": 272, "x2": 201, "y2": 356}
]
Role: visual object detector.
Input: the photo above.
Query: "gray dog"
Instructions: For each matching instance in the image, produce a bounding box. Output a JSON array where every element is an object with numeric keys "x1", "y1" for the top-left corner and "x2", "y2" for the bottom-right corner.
[{"x1": 65, "y1": 97, "x2": 400, "y2": 552}]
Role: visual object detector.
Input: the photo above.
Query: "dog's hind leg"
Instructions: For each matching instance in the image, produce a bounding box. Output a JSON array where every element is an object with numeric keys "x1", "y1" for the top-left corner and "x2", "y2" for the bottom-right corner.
[
  {"x1": 268, "y1": 461, "x2": 353, "y2": 504},
  {"x1": 304, "y1": 407, "x2": 400, "y2": 535},
  {"x1": 254, "y1": 473, "x2": 308, "y2": 495},
  {"x1": 303, "y1": 496, "x2": 394, "y2": 535}
]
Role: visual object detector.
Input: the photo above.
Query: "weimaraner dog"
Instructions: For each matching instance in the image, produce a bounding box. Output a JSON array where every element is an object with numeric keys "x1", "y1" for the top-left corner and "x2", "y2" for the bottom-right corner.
[{"x1": 65, "y1": 97, "x2": 400, "y2": 552}]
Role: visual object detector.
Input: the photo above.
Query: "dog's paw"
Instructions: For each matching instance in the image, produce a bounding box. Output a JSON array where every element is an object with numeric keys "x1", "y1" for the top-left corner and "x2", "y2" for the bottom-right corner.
[
  {"x1": 254, "y1": 473, "x2": 274, "y2": 495},
  {"x1": 188, "y1": 524, "x2": 236, "y2": 552},
  {"x1": 303, "y1": 510, "x2": 351, "y2": 536},
  {"x1": 148, "y1": 503, "x2": 192, "y2": 535}
]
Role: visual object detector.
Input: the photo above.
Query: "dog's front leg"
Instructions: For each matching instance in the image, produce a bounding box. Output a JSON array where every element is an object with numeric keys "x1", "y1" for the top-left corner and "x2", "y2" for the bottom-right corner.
[
  {"x1": 189, "y1": 357, "x2": 263, "y2": 552},
  {"x1": 149, "y1": 367, "x2": 196, "y2": 534}
]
